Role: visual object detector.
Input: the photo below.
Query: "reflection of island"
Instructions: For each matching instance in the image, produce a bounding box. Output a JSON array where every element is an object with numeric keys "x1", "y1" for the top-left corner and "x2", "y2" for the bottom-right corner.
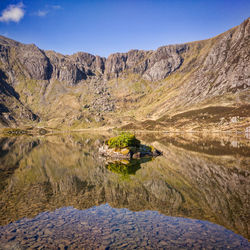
[
  {"x1": 0, "y1": 133, "x2": 249, "y2": 239},
  {"x1": 106, "y1": 160, "x2": 141, "y2": 177},
  {"x1": 106, "y1": 158, "x2": 152, "y2": 179}
]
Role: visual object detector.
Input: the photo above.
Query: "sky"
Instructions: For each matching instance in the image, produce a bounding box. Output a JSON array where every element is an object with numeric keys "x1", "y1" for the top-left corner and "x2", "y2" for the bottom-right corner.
[{"x1": 0, "y1": 0, "x2": 249, "y2": 57}]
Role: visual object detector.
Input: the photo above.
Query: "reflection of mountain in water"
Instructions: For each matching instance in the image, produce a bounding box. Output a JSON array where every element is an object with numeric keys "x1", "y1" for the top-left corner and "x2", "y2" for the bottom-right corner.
[{"x1": 0, "y1": 133, "x2": 249, "y2": 239}]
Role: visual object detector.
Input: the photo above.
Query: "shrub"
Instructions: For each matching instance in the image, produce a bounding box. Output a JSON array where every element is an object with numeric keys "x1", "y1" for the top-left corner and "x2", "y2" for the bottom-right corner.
[{"x1": 106, "y1": 132, "x2": 140, "y2": 149}]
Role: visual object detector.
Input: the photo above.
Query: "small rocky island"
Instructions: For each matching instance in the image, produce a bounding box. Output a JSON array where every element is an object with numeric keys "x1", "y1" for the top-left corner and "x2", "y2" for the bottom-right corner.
[{"x1": 99, "y1": 133, "x2": 162, "y2": 159}]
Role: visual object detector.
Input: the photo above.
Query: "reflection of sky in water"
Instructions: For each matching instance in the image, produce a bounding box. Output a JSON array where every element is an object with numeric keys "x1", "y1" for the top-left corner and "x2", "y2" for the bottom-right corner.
[{"x1": 0, "y1": 204, "x2": 249, "y2": 249}]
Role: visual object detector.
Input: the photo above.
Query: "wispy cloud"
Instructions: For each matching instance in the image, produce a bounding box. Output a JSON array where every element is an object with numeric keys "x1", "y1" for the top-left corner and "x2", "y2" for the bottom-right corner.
[
  {"x1": 0, "y1": 2, "x2": 25, "y2": 23},
  {"x1": 34, "y1": 4, "x2": 62, "y2": 17},
  {"x1": 36, "y1": 10, "x2": 48, "y2": 17}
]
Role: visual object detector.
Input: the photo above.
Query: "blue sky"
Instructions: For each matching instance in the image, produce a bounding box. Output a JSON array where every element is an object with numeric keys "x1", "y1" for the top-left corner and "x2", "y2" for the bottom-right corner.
[{"x1": 0, "y1": 0, "x2": 249, "y2": 57}]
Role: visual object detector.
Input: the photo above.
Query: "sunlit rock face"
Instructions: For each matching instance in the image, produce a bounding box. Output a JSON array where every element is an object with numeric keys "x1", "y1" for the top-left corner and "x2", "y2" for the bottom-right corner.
[{"x1": 0, "y1": 133, "x2": 249, "y2": 239}]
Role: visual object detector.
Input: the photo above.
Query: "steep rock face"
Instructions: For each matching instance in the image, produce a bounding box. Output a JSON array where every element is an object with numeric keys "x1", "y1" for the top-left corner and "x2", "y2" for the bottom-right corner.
[
  {"x1": 45, "y1": 51, "x2": 106, "y2": 85},
  {"x1": 142, "y1": 44, "x2": 187, "y2": 81},
  {"x1": 0, "y1": 36, "x2": 51, "y2": 81},
  {"x1": 104, "y1": 45, "x2": 187, "y2": 81},
  {"x1": 179, "y1": 18, "x2": 250, "y2": 106},
  {"x1": 105, "y1": 50, "x2": 150, "y2": 79},
  {"x1": 14, "y1": 44, "x2": 52, "y2": 80},
  {"x1": 44, "y1": 51, "x2": 86, "y2": 84},
  {"x1": 73, "y1": 52, "x2": 106, "y2": 75}
]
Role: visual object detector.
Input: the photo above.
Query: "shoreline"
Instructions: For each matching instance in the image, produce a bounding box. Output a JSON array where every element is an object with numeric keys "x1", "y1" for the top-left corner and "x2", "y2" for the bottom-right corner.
[{"x1": 0, "y1": 126, "x2": 248, "y2": 136}]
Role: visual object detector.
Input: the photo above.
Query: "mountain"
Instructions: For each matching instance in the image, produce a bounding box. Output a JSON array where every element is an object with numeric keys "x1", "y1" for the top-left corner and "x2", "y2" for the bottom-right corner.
[{"x1": 0, "y1": 18, "x2": 249, "y2": 131}]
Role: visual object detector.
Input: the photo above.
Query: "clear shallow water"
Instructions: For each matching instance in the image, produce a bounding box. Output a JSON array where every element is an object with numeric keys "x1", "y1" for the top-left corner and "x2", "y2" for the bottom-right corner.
[
  {"x1": 0, "y1": 132, "x2": 249, "y2": 249},
  {"x1": 0, "y1": 204, "x2": 249, "y2": 249}
]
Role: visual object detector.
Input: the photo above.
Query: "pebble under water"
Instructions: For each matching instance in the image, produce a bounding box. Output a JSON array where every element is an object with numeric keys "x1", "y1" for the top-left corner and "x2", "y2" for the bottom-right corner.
[{"x1": 0, "y1": 204, "x2": 250, "y2": 249}]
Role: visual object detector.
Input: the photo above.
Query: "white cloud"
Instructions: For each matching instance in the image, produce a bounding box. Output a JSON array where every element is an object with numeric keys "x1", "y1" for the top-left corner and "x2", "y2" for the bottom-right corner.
[
  {"x1": 0, "y1": 3, "x2": 25, "y2": 23},
  {"x1": 34, "y1": 5, "x2": 62, "y2": 17},
  {"x1": 36, "y1": 10, "x2": 48, "y2": 17}
]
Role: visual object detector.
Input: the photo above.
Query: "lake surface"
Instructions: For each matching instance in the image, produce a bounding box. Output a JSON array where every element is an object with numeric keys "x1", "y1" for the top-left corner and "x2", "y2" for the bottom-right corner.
[{"x1": 0, "y1": 132, "x2": 249, "y2": 249}]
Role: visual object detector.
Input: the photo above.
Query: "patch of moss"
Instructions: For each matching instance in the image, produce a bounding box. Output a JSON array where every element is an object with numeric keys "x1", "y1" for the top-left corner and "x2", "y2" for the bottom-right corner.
[{"x1": 106, "y1": 132, "x2": 140, "y2": 149}]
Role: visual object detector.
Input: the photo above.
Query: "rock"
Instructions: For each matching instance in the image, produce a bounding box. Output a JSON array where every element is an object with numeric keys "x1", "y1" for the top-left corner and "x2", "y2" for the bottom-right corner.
[
  {"x1": 152, "y1": 149, "x2": 162, "y2": 157},
  {"x1": 120, "y1": 148, "x2": 130, "y2": 155},
  {"x1": 142, "y1": 45, "x2": 187, "y2": 81},
  {"x1": 104, "y1": 45, "x2": 186, "y2": 81},
  {"x1": 99, "y1": 143, "x2": 162, "y2": 160},
  {"x1": 0, "y1": 38, "x2": 52, "y2": 80},
  {"x1": 44, "y1": 50, "x2": 106, "y2": 85},
  {"x1": 230, "y1": 116, "x2": 239, "y2": 123},
  {"x1": 245, "y1": 126, "x2": 250, "y2": 139},
  {"x1": 38, "y1": 128, "x2": 48, "y2": 135},
  {"x1": 132, "y1": 152, "x2": 140, "y2": 159}
]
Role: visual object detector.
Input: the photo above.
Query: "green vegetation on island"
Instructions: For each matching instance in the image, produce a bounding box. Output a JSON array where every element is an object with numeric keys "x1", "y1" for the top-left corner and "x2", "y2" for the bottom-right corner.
[{"x1": 105, "y1": 132, "x2": 140, "y2": 149}]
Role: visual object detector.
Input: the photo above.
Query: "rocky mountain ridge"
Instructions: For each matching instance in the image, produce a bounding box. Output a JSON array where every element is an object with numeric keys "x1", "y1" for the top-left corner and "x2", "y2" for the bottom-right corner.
[
  {"x1": 0, "y1": 18, "x2": 249, "y2": 130},
  {"x1": 0, "y1": 35, "x2": 187, "y2": 84}
]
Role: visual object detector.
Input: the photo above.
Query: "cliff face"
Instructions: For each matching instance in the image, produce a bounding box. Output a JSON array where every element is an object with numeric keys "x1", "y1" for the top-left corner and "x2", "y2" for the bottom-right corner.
[
  {"x1": 0, "y1": 36, "x2": 187, "y2": 84},
  {"x1": 179, "y1": 18, "x2": 250, "y2": 105},
  {"x1": 104, "y1": 44, "x2": 187, "y2": 81},
  {"x1": 0, "y1": 18, "x2": 249, "y2": 129}
]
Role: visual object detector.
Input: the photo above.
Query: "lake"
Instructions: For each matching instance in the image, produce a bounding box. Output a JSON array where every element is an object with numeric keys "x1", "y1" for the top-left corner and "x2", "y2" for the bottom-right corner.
[{"x1": 0, "y1": 132, "x2": 249, "y2": 249}]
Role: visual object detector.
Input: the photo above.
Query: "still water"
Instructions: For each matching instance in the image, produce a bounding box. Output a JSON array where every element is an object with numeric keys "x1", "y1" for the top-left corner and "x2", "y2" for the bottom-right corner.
[{"x1": 0, "y1": 132, "x2": 249, "y2": 249}]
